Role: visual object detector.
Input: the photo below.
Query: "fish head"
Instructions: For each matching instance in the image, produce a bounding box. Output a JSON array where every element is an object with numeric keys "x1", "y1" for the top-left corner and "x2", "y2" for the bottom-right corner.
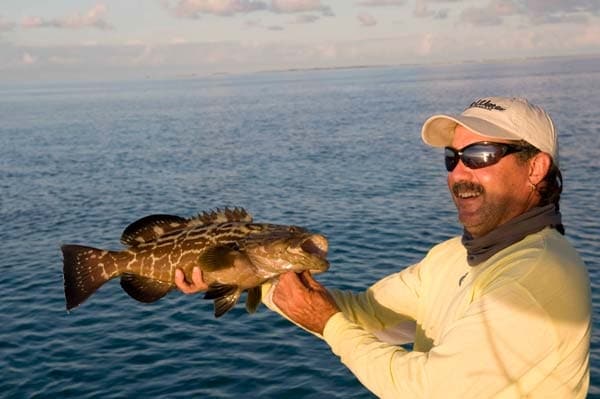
[{"x1": 241, "y1": 224, "x2": 329, "y2": 275}]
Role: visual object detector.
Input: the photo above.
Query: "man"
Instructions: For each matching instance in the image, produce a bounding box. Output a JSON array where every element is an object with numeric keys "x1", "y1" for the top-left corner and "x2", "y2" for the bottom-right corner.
[{"x1": 176, "y1": 97, "x2": 591, "y2": 398}]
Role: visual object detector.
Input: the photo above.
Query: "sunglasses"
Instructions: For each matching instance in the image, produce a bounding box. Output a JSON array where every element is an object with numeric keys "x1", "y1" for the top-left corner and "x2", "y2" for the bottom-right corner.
[{"x1": 444, "y1": 141, "x2": 525, "y2": 172}]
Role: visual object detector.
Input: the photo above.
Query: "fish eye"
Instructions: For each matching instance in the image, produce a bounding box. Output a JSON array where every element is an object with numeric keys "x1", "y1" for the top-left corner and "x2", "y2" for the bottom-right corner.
[{"x1": 288, "y1": 226, "x2": 306, "y2": 234}]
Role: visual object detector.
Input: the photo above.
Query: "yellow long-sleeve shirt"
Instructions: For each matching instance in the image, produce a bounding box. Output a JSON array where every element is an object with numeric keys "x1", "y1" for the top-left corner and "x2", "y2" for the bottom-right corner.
[{"x1": 266, "y1": 228, "x2": 591, "y2": 398}]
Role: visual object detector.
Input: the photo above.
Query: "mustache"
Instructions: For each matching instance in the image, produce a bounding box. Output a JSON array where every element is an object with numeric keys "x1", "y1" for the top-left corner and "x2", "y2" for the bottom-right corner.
[{"x1": 452, "y1": 181, "x2": 484, "y2": 196}]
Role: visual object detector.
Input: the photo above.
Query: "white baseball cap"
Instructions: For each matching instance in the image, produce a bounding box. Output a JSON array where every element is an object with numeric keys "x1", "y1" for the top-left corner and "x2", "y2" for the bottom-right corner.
[{"x1": 421, "y1": 97, "x2": 559, "y2": 165}]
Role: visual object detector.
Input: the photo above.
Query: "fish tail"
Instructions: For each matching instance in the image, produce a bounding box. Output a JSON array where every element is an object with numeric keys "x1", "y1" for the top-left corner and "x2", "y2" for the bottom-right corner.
[{"x1": 61, "y1": 244, "x2": 121, "y2": 310}]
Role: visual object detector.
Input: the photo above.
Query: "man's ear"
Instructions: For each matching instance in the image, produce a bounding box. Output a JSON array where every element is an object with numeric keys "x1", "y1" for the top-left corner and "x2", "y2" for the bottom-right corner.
[{"x1": 529, "y1": 152, "x2": 552, "y2": 186}]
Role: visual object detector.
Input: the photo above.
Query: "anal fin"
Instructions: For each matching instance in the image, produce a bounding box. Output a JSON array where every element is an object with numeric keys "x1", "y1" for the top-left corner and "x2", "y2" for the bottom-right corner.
[
  {"x1": 120, "y1": 274, "x2": 172, "y2": 303},
  {"x1": 245, "y1": 286, "x2": 262, "y2": 314}
]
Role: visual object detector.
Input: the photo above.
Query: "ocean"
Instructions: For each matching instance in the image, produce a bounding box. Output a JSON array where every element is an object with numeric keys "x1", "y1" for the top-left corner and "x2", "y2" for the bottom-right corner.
[{"x1": 1, "y1": 55, "x2": 599, "y2": 398}]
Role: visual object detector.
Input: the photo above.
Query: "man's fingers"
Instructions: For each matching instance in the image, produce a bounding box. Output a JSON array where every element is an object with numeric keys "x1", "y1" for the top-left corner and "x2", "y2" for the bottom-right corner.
[
  {"x1": 278, "y1": 271, "x2": 323, "y2": 293},
  {"x1": 278, "y1": 271, "x2": 305, "y2": 289},
  {"x1": 175, "y1": 268, "x2": 185, "y2": 284},
  {"x1": 175, "y1": 268, "x2": 193, "y2": 294},
  {"x1": 175, "y1": 267, "x2": 206, "y2": 294},
  {"x1": 300, "y1": 270, "x2": 322, "y2": 290},
  {"x1": 191, "y1": 266, "x2": 202, "y2": 285},
  {"x1": 273, "y1": 272, "x2": 308, "y2": 307},
  {"x1": 272, "y1": 270, "x2": 339, "y2": 335}
]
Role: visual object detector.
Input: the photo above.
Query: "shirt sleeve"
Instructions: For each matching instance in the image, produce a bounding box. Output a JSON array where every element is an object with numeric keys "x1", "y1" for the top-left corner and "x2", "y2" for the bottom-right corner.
[
  {"x1": 328, "y1": 263, "x2": 423, "y2": 344},
  {"x1": 322, "y1": 282, "x2": 559, "y2": 399}
]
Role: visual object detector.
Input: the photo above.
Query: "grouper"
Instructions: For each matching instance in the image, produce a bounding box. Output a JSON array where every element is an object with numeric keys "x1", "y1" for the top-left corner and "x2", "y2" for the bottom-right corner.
[{"x1": 61, "y1": 207, "x2": 329, "y2": 317}]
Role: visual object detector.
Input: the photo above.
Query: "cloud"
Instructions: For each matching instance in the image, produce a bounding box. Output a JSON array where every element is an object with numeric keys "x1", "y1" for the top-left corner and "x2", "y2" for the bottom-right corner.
[
  {"x1": 165, "y1": 0, "x2": 334, "y2": 18},
  {"x1": 242, "y1": 18, "x2": 287, "y2": 31},
  {"x1": 0, "y1": 15, "x2": 16, "y2": 32},
  {"x1": 458, "y1": 0, "x2": 518, "y2": 25},
  {"x1": 416, "y1": 33, "x2": 434, "y2": 55},
  {"x1": 356, "y1": 0, "x2": 406, "y2": 6},
  {"x1": 523, "y1": 0, "x2": 598, "y2": 24},
  {"x1": 357, "y1": 11, "x2": 377, "y2": 26},
  {"x1": 291, "y1": 14, "x2": 320, "y2": 23},
  {"x1": 460, "y1": 0, "x2": 600, "y2": 26},
  {"x1": 244, "y1": 18, "x2": 263, "y2": 28},
  {"x1": 524, "y1": 0, "x2": 600, "y2": 17},
  {"x1": 169, "y1": 37, "x2": 189, "y2": 44},
  {"x1": 20, "y1": 4, "x2": 112, "y2": 30},
  {"x1": 413, "y1": 0, "x2": 452, "y2": 19},
  {"x1": 21, "y1": 16, "x2": 44, "y2": 29},
  {"x1": 573, "y1": 24, "x2": 600, "y2": 47},
  {"x1": 413, "y1": 0, "x2": 434, "y2": 18},
  {"x1": 270, "y1": 0, "x2": 333, "y2": 16},
  {"x1": 459, "y1": 7, "x2": 504, "y2": 26},
  {"x1": 48, "y1": 55, "x2": 80, "y2": 65},
  {"x1": 22, "y1": 52, "x2": 37, "y2": 65},
  {"x1": 2, "y1": 27, "x2": 598, "y2": 83},
  {"x1": 165, "y1": 0, "x2": 268, "y2": 18}
]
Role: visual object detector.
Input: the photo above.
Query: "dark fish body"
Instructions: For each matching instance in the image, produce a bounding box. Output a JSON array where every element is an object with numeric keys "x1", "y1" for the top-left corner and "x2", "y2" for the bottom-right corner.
[{"x1": 62, "y1": 208, "x2": 329, "y2": 317}]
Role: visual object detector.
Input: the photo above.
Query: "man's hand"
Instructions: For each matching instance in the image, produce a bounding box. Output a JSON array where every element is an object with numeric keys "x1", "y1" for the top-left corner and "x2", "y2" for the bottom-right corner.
[
  {"x1": 174, "y1": 267, "x2": 208, "y2": 294},
  {"x1": 272, "y1": 271, "x2": 340, "y2": 335}
]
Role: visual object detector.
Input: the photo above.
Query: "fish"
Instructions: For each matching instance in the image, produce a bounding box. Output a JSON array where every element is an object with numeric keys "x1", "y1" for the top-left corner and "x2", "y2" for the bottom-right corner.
[{"x1": 61, "y1": 207, "x2": 329, "y2": 317}]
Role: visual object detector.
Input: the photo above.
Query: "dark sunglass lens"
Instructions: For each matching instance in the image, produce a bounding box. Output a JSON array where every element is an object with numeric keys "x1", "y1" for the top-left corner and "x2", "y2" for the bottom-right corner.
[{"x1": 444, "y1": 147, "x2": 459, "y2": 171}]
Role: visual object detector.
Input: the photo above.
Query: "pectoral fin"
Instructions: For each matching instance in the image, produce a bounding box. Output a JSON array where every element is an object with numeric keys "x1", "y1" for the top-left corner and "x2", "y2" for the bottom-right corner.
[
  {"x1": 120, "y1": 274, "x2": 172, "y2": 303},
  {"x1": 204, "y1": 283, "x2": 240, "y2": 317},
  {"x1": 198, "y1": 245, "x2": 240, "y2": 272},
  {"x1": 245, "y1": 286, "x2": 262, "y2": 314}
]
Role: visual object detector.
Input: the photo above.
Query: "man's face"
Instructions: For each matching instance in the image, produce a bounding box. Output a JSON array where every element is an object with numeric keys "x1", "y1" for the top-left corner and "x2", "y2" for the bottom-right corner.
[{"x1": 448, "y1": 125, "x2": 537, "y2": 238}]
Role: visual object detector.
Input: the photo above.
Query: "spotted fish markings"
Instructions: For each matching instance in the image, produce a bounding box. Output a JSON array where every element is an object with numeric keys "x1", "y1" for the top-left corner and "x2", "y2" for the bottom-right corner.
[{"x1": 62, "y1": 207, "x2": 329, "y2": 317}]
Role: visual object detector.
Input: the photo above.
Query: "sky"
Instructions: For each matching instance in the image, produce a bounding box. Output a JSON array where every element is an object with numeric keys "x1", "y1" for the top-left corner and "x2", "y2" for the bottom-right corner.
[{"x1": 1, "y1": 0, "x2": 599, "y2": 81}]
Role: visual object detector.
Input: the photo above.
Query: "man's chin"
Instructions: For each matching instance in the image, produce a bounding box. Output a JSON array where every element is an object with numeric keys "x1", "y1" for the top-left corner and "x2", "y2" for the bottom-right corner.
[{"x1": 459, "y1": 216, "x2": 488, "y2": 237}]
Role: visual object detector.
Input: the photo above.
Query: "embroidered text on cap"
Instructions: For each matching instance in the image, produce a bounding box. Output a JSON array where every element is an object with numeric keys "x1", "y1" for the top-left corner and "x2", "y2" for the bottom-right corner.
[{"x1": 468, "y1": 99, "x2": 506, "y2": 112}]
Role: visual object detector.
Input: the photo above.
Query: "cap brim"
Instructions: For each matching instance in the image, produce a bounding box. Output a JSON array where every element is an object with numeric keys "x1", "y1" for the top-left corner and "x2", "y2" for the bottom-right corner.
[{"x1": 421, "y1": 114, "x2": 522, "y2": 147}]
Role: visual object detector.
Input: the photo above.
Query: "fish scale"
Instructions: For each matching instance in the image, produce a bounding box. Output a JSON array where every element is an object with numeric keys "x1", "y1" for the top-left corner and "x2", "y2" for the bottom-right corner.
[{"x1": 62, "y1": 207, "x2": 329, "y2": 317}]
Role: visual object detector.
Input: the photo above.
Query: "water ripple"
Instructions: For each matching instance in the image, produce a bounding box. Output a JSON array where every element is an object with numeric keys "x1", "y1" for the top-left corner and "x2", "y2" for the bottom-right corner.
[{"x1": 1, "y1": 57, "x2": 598, "y2": 397}]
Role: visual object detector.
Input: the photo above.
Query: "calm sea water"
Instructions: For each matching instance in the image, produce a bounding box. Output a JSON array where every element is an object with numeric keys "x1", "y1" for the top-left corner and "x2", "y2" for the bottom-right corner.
[{"x1": 1, "y1": 56, "x2": 599, "y2": 398}]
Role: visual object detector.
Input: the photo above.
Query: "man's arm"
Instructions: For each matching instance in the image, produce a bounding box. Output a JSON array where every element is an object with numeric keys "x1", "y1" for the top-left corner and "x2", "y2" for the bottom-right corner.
[
  {"x1": 278, "y1": 277, "x2": 559, "y2": 398},
  {"x1": 267, "y1": 263, "x2": 422, "y2": 343}
]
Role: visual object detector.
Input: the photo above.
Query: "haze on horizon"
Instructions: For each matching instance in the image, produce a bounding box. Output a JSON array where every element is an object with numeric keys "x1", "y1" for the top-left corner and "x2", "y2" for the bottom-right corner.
[{"x1": 1, "y1": 0, "x2": 599, "y2": 82}]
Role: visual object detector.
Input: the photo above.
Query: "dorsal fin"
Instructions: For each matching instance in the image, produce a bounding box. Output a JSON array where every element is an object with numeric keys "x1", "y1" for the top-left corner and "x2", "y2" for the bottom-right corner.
[
  {"x1": 120, "y1": 214, "x2": 187, "y2": 246},
  {"x1": 188, "y1": 207, "x2": 252, "y2": 227}
]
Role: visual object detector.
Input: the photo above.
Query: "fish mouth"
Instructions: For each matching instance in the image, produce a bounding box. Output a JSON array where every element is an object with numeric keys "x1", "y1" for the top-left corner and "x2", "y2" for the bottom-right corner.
[{"x1": 300, "y1": 234, "x2": 328, "y2": 260}]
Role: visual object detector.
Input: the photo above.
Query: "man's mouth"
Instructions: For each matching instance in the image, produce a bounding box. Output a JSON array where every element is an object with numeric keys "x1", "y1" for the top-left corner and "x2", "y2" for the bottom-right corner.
[{"x1": 452, "y1": 181, "x2": 484, "y2": 199}]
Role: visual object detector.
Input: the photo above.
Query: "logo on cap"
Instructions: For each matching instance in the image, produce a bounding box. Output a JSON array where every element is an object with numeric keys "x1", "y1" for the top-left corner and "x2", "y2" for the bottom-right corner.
[{"x1": 467, "y1": 99, "x2": 506, "y2": 112}]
